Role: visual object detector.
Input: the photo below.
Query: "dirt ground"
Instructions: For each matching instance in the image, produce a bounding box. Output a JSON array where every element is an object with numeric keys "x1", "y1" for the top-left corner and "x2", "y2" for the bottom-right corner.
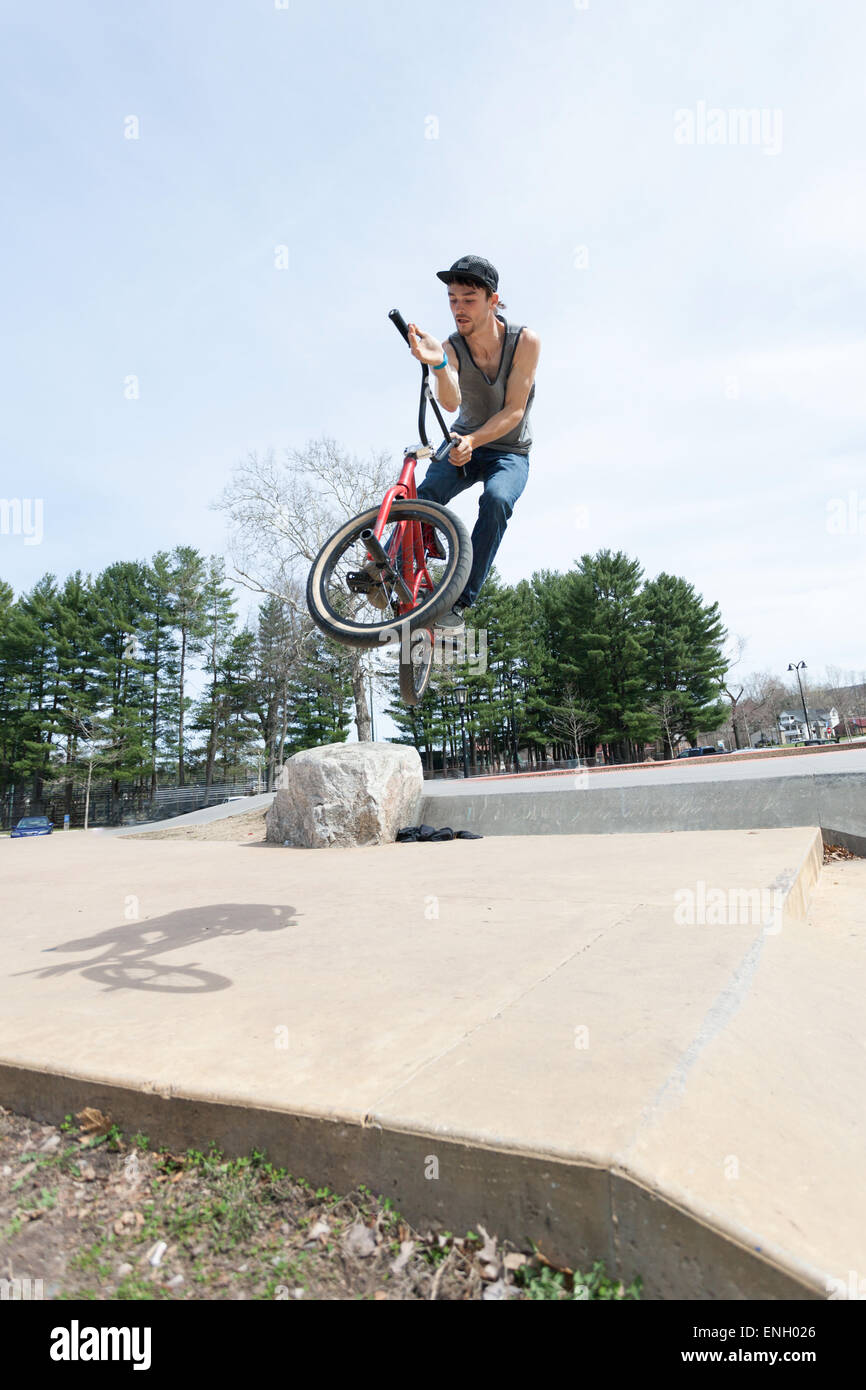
[
  {"x1": 823, "y1": 842, "x2": 860, "y2": 863},
  {"x1": 124, "y1": 806, "x2": 269, "y2": 843},
  {"x1": 0, "y1": 1107, "x2": 638, "y2": 1301}
]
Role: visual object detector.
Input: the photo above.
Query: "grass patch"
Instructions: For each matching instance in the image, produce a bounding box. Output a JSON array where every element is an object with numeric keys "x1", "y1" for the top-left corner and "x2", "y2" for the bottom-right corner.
[
  {"x1": 515, "y1": 1258, "x2": 642, "y2": 1301},
  {"x1": 151, "y1": 1146, "x2": 296, "y2": 1255},
  {"x1": 1, "y1": 1108, "x2": 643, "y2": 1301}
]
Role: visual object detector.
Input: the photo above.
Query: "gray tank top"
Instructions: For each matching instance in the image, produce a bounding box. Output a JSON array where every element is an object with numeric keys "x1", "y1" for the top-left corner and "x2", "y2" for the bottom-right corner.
[{"x1": 447, "y1": 314, "x2": 533, "y2": 454}]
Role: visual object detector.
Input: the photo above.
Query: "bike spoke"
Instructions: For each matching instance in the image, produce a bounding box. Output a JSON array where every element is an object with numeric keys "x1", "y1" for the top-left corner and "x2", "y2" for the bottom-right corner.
[{"x1": 320, "y1": 510, "x2": 455, "y2": 629}]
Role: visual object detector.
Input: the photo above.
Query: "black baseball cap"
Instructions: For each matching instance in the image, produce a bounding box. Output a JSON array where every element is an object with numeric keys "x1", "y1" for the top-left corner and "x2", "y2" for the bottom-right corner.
[{"x1": 436, "y1": 255, "x2": 499, "y2": 293}]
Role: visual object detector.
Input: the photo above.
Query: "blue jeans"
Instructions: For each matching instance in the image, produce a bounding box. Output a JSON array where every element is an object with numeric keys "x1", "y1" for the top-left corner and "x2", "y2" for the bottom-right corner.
[{"x1": 417, "y1": 446, "x2": 530, "y2": 608}]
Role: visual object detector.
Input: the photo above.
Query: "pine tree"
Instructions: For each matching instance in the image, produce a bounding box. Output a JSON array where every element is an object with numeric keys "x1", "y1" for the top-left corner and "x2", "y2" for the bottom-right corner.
[
  {"x1": 91, "y1": 561, "x2": 152, "y2": 795},
  {"x1": 283, "y1": 631, "x2": 352, "y2": 754},
  {"x1": 193, "y1": 557, "x2": 237, "y2": 787},
  {"x1": 639, "y1": 573, "x2": 728, "y2": 752},
  {"x1": 139, "y1": 552, "x2": 179, "y2": 793},
  {"x1": 559, "y1": 552, "x2": 654, "y2": 762},
  {"x1": 167, "y1": 546, "x2": 208, "y2": 786},
  {"x1": 0, "y1": 575, "x2": 63, "y2": 810},
  {"x1": 0, "y1": 579, "x2": 23, "y2": 812},
  {"x1": 250, "y1": 595, "x2": 307, "y2": 784},
  {"x1": 51, "y1": 571, "x2": 106, "y2": 817},
  {"x1": 218, "y1": 629, "x2": 260, "y2": 781}
]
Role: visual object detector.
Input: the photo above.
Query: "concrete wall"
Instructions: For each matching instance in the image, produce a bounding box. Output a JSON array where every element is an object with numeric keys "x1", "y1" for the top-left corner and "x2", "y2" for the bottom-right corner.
[{"x1": 422, "y1": 771, "x2": 866, "y2": 849}]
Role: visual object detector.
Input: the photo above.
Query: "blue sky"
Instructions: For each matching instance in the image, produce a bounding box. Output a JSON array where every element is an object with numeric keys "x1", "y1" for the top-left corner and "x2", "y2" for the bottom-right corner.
[{"x1": 2, "y1": 0, "x2": 865, "y2": 729}]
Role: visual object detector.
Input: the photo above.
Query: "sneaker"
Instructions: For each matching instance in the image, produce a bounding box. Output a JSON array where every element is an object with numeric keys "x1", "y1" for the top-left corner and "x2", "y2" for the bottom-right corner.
[
  {"x1": 422, "y1": 522, "x2": 447, "y2": 561},
  {"x1": 434, "y1": 604, "x2": 466, "y2": 632}
]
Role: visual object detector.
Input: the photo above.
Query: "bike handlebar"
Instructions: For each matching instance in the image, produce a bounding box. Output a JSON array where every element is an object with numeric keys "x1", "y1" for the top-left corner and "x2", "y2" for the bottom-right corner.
[
  {"x1": 388, "y1": 308, "x2": 411, "y2": 344},
  {"x1": 389, "y1": 307, "x2": 458, "y2": 460}
]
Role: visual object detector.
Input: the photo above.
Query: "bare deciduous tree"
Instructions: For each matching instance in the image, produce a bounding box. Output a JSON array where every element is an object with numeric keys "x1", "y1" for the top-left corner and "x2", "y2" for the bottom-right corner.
[
  {"x1": 253, "y1": 584, "x2": 316, "y2": 785},
  {"x1": 649, "y1": 692, "x2": 681, "y2": 759},
  {"x1": 741, "y1": 672, "x2": 789, "y2": 745},
  {"x1": 547, "y1": 683, "x2": 597, "y2": 763},
  {"x1": 824, "y1": 666, "x2": 853, "y2": 739},
  {"x1": 215, "y1": 438, "x2": 394, "y2": 742},
  {"x1": 723, "y1": 634, "x2": 748, "y2": 748}
]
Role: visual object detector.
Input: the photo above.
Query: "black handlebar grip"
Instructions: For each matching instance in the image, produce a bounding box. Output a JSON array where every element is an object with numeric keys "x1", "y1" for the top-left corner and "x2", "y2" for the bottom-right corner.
[{"x1": 388, "y1": 309, "x2": 411, "y2": 344}]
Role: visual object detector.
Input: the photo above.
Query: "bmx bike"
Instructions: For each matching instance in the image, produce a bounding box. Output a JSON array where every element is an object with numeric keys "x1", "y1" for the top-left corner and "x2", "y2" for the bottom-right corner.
[{"x1": 306, "y1": 309, "x2": 473, "y2": 704}]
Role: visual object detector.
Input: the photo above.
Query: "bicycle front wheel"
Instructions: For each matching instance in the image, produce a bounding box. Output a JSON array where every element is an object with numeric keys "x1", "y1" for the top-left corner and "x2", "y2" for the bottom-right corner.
[{"x1": 306, "y1": 499, "x2": 472, "y2": 650}]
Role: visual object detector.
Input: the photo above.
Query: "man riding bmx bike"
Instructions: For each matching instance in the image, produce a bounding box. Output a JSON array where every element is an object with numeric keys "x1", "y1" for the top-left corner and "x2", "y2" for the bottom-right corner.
[{"x1": 406, "y1": 254, "x2": 541, "y2": 632}]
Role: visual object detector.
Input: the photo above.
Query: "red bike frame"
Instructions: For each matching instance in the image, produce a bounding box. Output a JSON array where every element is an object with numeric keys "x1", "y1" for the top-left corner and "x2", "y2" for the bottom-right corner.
[{"x1": 366, "y1": 450, "x2": 435, "y2": 612}]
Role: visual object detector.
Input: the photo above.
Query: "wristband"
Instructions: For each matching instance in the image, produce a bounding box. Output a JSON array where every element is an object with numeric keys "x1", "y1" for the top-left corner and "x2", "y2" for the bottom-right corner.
[{"x1": 432, "y1": 356, "x2": 448, "y2": 370}]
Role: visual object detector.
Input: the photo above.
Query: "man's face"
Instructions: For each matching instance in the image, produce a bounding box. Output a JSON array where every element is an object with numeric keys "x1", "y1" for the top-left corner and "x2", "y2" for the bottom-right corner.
[{"x1": 447, "y1": 281, "x2": 497, "y2": 336}]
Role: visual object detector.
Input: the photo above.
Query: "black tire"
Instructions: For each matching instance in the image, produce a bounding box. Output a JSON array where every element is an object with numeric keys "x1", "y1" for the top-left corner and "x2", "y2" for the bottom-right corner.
[
  {"x1": 306, "y1": 499, "x2": 472, "y2": 650},
  {"x1": 398, "y1": 626, "x2": 435, "y2": 705}
]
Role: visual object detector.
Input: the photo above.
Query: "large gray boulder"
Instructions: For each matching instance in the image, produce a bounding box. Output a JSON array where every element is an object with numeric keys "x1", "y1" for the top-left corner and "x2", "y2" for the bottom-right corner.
[{"x1": 266, "y1": 741, "x2": 424, "y2": 848}]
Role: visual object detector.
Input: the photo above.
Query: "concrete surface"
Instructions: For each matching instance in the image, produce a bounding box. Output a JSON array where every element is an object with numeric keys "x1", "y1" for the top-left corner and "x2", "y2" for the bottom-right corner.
[{"x1": 3, "y1": 823, "x2": 861, "y2": 1299}]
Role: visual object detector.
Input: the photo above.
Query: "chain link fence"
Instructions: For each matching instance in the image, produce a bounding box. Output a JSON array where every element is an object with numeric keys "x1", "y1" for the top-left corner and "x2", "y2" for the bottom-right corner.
[{"x1": 1, "y1": 781, "x2": 257, "y2": 832}]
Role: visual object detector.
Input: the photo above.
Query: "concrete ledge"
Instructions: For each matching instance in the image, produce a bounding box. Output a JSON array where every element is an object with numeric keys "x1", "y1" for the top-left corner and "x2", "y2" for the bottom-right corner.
[
  {"x1": 0, "y1": 1063, "x2": 820, "y2": 1300},
  {"x1": 422, "y1": 770, "x2": 866, "y2": 840}
]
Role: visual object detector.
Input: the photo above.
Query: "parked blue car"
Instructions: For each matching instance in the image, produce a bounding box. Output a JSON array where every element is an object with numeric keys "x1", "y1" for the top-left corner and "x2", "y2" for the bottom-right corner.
[{"x1": 11, "y1": 816, "x2": 54, "y2": 838}]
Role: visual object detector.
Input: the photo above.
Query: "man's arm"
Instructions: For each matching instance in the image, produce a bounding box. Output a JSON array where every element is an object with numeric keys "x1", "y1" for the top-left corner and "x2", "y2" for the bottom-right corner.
[
  {"x1": 407, "y1": 324, "x2": 461, "y2": 412},
  {"x1": 451, "y1": 329, "x2": 540, "y2": 458},
  {"x1": 434, "y1": 337, "x2": 460, "y2": 413}
]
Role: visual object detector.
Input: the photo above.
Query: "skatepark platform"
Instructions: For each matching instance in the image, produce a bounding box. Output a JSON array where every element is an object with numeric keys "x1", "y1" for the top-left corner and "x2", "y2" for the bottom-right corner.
[
  {"x1": 3, "y1": 823, "x2": 863, "y2": 1299},
  {"x1": 422, "y1": 765, "x2": 866, "y2": 853}
]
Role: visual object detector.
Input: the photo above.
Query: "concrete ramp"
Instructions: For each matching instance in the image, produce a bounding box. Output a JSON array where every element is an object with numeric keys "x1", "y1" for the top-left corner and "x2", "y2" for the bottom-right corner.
[{"x1": 2, "y1": 824, "x2": 854, "y2": 1297}]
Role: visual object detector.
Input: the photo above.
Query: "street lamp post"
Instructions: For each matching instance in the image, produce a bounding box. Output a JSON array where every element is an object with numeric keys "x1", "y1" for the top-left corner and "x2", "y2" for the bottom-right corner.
[
  {"x1": 787, "y1": 661, "x2": 810, "y2": 740},
  {"x1": 455, "y1": 686, "x2": 470, "y2": 780}
]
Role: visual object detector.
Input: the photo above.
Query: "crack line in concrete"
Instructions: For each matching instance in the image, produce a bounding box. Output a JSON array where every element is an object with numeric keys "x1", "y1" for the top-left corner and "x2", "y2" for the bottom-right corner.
[
  {"x1": 616, "y1": 839, "x2": 824, "y2": 1161},
  {"x1": 618, "y1": 927, "x2": 768, "y2": 1160},
  {"x1": 363, "y1": 906, "x2": 638, "y2": 1124}
]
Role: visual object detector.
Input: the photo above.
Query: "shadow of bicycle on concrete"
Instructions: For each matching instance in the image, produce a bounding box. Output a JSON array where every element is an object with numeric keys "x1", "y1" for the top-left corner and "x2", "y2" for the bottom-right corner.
[{"x1": 14, "y1": 903, "x2": 298, "y2": 994}]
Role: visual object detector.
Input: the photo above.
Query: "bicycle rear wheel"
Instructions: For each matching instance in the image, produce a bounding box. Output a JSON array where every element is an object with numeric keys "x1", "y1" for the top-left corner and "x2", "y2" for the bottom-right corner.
[
  {"x1": 398, "y1": 626, "x2": 435, "y2": 705},
  {"x1": 306, "y1": 499, "x2": 472, "y2": 650}
]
